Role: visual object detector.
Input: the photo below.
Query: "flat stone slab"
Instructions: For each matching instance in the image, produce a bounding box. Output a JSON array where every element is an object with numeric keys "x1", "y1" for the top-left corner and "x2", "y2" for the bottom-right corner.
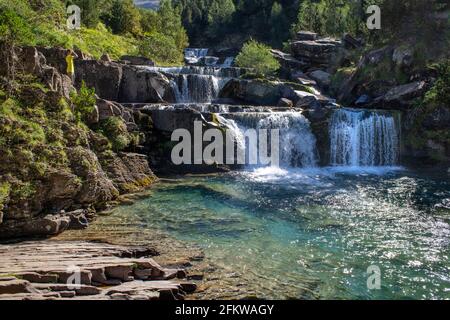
[{"x1": 0, "y1": 240, "x2": 195, "y2": 300}]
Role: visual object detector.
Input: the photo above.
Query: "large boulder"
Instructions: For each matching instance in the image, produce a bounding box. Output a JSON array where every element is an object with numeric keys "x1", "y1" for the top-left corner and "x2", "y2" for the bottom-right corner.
[
  {"x1": 101, "y1": 153, "x2": 158, "y2": 194},
  {"x1": 75, "y1": 60, "x2": 123, "y2": 101},
  {"x1": 270, "y1": 49, "x2": 307, "y2": 74},
  {"x1": 308, "y1": 70, "x2": 332, "y2": 88},
  {"x1": 372, "y1": 81, "x2": 427, "y2": 109},
  {"x1": 41, "y1": 170, "x2": 82, "y2": 212},
  {"x1": 290, "y1": 71, "x2": 317, "y2": 86},
  {"x1": 143, "y1": 108, "x2": 206, "y2": 132},
  {"x1": 67, "y1": 147, "x2": 119, "y2": 207},
  {"x1": 17, "y1": 46, "x2": 46, "y2": 75},
  {"x1": 119, "y1": 66, "x2": 174, "y2": 103},
  {"x1": 291, "y1": 38, "x2": 342, "y2": 66},
  {"x1": 219, "y1": 79, "x2": 297, "y2": 106},
  {"x1": 392, "y1": 46, "x2": 414, "y2": 69},
  {"x1": 96, "y1": 98, "x2": 124, "y2": 121},
  {"x1": 0, "y1": 214, "x2": 71, "y2": 239}
]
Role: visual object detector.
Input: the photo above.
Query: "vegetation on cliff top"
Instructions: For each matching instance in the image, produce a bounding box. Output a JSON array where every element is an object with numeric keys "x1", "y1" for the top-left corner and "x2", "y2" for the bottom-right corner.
[{"x1": 0, "y1": 0, "x2": 188, "y2": 64}]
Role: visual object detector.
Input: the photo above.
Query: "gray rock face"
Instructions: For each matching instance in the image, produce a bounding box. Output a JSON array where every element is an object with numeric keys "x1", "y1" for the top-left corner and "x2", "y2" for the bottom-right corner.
[
  {"x1": 392, "y1": 46, "x2": 414, "y2": 69},
  {"x1": 145, "y1": 108, "x2": 206, "y2": 132},
  {"x1": 219, "y1": 79, "x2": 296, "y2": 106},
  {"x1": 270, "y1": 49, "x2": 307, "y2": 73},
  {"x1": 290, "y1": 71, "x2": 317, "y2": 86},
  {"x1": 14, "y1": 46, "x2": 75, "y2": 99},
  {"x1": 0, "y1": 214, "x2": 71, "y2": 239},
  {"x1": 101, "y1": 153, "x2": 157, "y2": 194},
  {"x1": 35, "y1": 46, "x2": 72, "y2": 75},
  {"x1": 75, "y1": 60, "x2": 123, "y2": 101},
  {"x1": 295, "y1": 31, "x2": 318, "y2": 41},
  {"x1": 96, "y1": 98, "x2": 124, "y2": 121},
  {"x1": 423, "y1": 106, "x2": 450, "y2": 130},
  {"x1": 277, "y1": 98, "x2": 293, "y2": 108},
  {"x1": 337, "y1": 46, "x2": 394, "y2": 103},
  {"x1": 119, "y1": 66, "x2": 174, "y2": 103},
  {"x1": 120, "y1": 55, "x2": 155, "y2": 66},
  {"x1": 308, "y1": 70, "x2": 332, "y2": 88},
  {"x1": 43, "y1": 170, "x2": 82, "y2": 212},
  {"x1": 378, "y1": 81, "x2": 427, "y2": 108},
  {"x1": 291, "y1": 38, "x2": 342, "y2": 66}
]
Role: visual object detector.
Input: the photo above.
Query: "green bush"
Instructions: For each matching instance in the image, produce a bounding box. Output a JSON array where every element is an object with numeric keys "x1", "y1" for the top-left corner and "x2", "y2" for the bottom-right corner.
[
  {"x1": 235, "y1": 40, "x2": 280, "y2": 77},
  {"x1": 424, "y1": 60, "x2": 450, "y2": 107},
  {"x1": 0, "y1": 182, "x2": 10, "y2": 209},
  {"x1": 70, "y1": 81, "x2": 96, "y2": 124},
  {"x1": 98, "y1": 117, "x2": 131, "y2": 152}
]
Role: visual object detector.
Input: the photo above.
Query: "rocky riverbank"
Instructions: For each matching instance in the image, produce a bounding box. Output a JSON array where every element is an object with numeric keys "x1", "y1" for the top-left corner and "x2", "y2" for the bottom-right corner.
[{"x1": 0, "y1": 240, "x2": 197, "y2": 300}]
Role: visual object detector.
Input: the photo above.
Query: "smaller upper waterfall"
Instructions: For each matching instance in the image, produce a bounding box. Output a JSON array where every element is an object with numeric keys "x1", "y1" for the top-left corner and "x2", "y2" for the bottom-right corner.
[
  {"x1": 184, "y1": 48, "x2": 209, "y2": 64},
  {"x1": 330, "y1": 109, "x2": 400, "y2": 167},
  {"x1": 146, "y1": 66, "x2": 241, "y2": 104},
  {"x1": 220, "y1": 112, "x2": 318, "y2": 168}
]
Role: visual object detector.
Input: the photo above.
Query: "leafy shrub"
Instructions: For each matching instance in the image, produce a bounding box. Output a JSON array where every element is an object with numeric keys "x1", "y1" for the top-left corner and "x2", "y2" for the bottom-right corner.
[
  {"x1": 424, "y1": 60, "x2": 450, "y2": 107},
  {"x1": 0, "y1": 182, "x2": 10, "y2": 209},
  {"x1": 235, "y1": 40, "x2": 280, "y2": 77},
  {"x1": 70, "y1": 81, "x2": 96, "y2": 124},
  {"x1": 98, "y1": 117, "x2": 131, "y2": 152}
]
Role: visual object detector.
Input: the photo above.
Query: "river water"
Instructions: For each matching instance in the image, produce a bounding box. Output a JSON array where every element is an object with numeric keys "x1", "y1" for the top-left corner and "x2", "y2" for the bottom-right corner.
[{"x1": 110, "y1": 166, "x2": 450, "y2": 299}]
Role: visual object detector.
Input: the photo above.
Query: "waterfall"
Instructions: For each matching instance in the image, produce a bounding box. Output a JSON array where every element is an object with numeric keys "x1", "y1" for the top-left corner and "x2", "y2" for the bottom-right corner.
[
  {"x1": 184, "y1": 48, "x2": 208, "y2": 64},
  {"x1": 170, "y1": 74, "x2": 223, "y2": 103},
  {"x1": 221, "y1": 57, "x2": 235, "y2": 68},
  {"x1": 146, "y1": 66, "x2": 240, "y2": 103},
  {"x1": 330, "y1": 109, "x2": 400, "y2": 167},
  {"x1": 220, "y1": 112, "x2": 318, "y2": 168}
]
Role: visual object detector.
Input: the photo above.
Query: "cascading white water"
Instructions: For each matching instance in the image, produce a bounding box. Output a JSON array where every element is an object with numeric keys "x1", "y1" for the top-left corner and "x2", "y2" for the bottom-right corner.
[
  {"x1": 170, "y1": 74, "x2": 223, "y2": 103},
  {"x1": 330, "y1": 109, "x2": 400, "y2": 167},
  {"x1": 147, "y1": 66, "x2": 240, "y2": 103},
  {"x1": 221, "y1": 57, "x2": 235, "y2": 68},
  {"x1": 219, "y1": 112, "x2": 318, "y2": 168},
  {"x1": 184, "y1": 48, "x2": 208, "y2": 64}
]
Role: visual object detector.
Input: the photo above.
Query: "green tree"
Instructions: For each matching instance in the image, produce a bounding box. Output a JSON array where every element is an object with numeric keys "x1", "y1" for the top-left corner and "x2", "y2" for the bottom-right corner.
[
  {"x1": 270, "y1": 2, "x2": 286, "y2": 47},
  {"x1": 235, "y1": 40, "x2": 280, "y2": 76},
  {"x1": 294, "y1": 0, "x2": 322, "y2": 34},
  {"x1": 158, "y1": 0, "x2": 189, "y2": 52},
  {"x1": 103, "y1": 0, "x2": 142, "y2": 35},
  {"x1": 206, "y1": 0, "x2": 236, "y2": 38},
  {"x1": 320, "y1": 0, "x2": 348, "y2": 36}
]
